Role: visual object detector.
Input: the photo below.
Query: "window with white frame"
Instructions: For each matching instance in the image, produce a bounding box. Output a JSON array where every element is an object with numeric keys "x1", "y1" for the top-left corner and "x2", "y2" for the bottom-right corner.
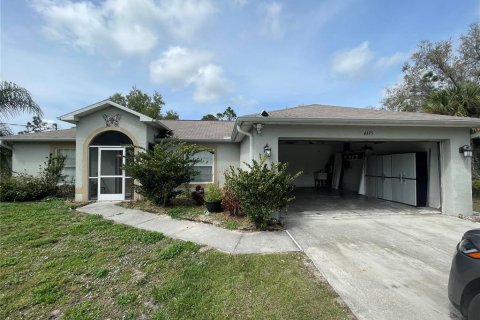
[
  {"x1": 56, "y1": 148, "x2": 76, "y2": 183},
  {"x1": 190, "y1": 151, "x2": 214, "y2": 183}
]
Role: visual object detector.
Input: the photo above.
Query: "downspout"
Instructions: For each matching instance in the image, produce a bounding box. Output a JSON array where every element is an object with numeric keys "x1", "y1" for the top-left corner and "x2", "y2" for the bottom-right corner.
[{"x1": 236, "y1": 125, "x2": 253, "y2": 164}]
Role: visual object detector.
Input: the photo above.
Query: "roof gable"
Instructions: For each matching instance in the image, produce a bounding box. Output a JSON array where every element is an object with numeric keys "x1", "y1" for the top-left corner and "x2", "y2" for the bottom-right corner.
[{"x1": 59, "y1": 100, "x2": 155, "y2": 123}]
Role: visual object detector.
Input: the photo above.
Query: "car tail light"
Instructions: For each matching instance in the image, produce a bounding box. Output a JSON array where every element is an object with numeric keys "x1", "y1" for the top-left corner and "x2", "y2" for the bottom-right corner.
[{"x1": 459, "y1": 239, "x2": 480, "y2": 259}]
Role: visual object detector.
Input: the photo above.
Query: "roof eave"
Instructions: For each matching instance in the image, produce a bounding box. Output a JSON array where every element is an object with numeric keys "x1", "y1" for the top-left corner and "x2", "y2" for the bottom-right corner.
[
  {"x1": 0, "y1": 138, "x2": 76, "y2": 142},
  {"x1": 236, "y1": 116, "x2": 480, "y2": 128}
]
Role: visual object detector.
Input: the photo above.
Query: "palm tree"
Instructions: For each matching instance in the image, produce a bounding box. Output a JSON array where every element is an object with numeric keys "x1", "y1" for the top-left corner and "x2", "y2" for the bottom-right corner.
[
  {"x1": 422, "y1": 83, "x2": 480, "y2": 179},
  {"x1": 422, "y1": 83, "x2": 480, "y2": 118},
  {"x1": 0, "y1": 81, "x2": 42, "y2": 176},
  {"x1": 0, "y1": 81, "x2": 43, "y2": 136}
]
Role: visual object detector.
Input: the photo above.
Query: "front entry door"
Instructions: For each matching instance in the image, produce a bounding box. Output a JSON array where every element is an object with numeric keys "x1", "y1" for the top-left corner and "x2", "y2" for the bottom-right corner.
[{"x1": 98, "y1": 147, "x2": 125, "y2": 201}]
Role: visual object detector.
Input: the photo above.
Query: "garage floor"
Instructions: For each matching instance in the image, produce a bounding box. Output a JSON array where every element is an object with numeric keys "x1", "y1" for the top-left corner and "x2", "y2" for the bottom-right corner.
[
  {"x1": 285, "y1": 188, "x2": 477, "y2": 320},
  {"x1": 286, "y1": 188, "x2": 440, "y2": 218}
]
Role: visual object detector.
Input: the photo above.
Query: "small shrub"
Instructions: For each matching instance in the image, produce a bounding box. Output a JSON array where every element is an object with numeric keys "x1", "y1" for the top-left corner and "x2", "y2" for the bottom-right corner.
[
  {"x1": 158, "y1": 241, "x2": 199, "y2": 260},
  {"x1": 43, "y1": 153, "x2": 66, "y2": 188},
  {"x1": 222, "y1": 185, "x2": 242, "y2": 216},
  {"x1": 225, "y1": 156, "x2": 300, "y2": 229},
  {"x1": 204, "y1": 184, "x2": 222, "y2": 202},
  {"x1": 473, "y1": 179, "x2": 480, "y2": 196}
]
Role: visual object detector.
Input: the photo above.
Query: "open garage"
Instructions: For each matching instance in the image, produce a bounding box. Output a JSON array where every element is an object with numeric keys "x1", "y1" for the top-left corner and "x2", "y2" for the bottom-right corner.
[
  {"x1": 278, "y1": 139, "x2": 442, "y2": 211},
  {"x1": 234, "y1": 104, "x2": 480, "y2": 216}
]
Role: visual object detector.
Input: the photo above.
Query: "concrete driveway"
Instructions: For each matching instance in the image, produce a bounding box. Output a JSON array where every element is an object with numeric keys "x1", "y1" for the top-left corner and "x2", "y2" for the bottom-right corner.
[{"x1": 285, "y1": 189, "x2": 478, "y2": 320}]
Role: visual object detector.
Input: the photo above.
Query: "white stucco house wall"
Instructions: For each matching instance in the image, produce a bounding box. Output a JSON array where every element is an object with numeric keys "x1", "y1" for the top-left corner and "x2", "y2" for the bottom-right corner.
[{"x1": 1, "y1": 99, "x2": 479, "y2": 216}]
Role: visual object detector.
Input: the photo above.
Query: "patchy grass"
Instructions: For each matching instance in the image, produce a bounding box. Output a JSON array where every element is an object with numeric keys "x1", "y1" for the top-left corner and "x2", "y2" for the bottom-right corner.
[
  {"x1": 0, "y1": 200, "x2": 352, "y2": 320},
  {"x1": 467, "y1": 196, "x2": 480, "y2": 222},
  {"x1": 473, "y1": 196, "x2": 480, "y2": 212},
  {"x1": 118, "y1": 199, "x2": 261, "y2": 231}
]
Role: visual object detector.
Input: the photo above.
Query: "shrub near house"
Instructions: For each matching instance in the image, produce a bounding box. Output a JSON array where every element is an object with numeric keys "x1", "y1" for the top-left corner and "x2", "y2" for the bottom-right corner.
[
  {"x1": 0, "y1": 154, "x2": 68, "y2": 201},
  {"x1": 123, "y1": 138, "x2": 208, "y2": 206},
  {"x1": 225, "y1": 156, "x2": 301, "y2": 229}
]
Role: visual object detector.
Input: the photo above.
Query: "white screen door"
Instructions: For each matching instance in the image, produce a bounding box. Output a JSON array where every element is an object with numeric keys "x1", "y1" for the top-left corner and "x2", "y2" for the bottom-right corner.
[{"x1": 98, "y1": 147, "x2": 125, "y2": 201}]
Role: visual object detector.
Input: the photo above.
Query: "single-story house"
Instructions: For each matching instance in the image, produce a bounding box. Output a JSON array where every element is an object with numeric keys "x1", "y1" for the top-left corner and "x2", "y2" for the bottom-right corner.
[{"x1": 1, "y1": 99, "x2": 479, "y2": 216}]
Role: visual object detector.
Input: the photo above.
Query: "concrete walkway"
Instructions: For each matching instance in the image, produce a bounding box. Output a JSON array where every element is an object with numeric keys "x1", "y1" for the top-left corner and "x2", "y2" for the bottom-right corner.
[{"x1": 77, "y1": 202, "x2": 300, "y2": 254}]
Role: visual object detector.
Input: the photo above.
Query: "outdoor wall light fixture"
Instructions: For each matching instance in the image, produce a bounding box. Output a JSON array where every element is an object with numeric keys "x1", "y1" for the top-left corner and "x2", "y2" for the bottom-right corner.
[
  {"x1": 264, "y1": 144, "x2": 272, "y2": 157},
  {"x1": 459, "y1": 145, "x2": 473, "y2": 157}
]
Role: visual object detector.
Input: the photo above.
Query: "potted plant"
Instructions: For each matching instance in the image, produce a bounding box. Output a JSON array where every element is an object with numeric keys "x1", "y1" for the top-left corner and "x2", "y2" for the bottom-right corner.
[{"x1": 204, "y1": 184, "x2": 223, "y2": 213}]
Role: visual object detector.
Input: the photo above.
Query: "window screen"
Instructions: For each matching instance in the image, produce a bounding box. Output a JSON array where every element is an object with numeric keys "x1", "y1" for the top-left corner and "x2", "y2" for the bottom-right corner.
[
  {"x1": 190, "y1": 151, "x2": 214, "y2": 183},
  {"x1": 56, "y1": 148, "x2": 76, "y2": 183}
]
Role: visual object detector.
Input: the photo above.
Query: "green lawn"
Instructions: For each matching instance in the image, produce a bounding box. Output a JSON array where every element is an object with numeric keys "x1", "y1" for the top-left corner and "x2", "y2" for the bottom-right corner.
[{"x1": 0, "y1": 200, "x2": 351, "y2": 320}]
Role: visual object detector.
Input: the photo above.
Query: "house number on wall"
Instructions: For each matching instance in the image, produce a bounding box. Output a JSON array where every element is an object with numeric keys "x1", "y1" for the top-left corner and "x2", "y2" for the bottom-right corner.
[{"x1": 363, "y1": 130, "x2": 374, "y2": 136}]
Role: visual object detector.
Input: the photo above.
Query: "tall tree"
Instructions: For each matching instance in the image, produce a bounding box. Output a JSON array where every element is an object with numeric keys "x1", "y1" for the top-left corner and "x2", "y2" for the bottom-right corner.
[
  {"x1": 0, "y1": 81, "x2": 43, "y2": 136},
  {"x1": 163, "y1": 110, "x2": 179, "y2": 120},
  {"x1": 109, "y1": 86, "x2": 178, "y2": 120},
  {"x1": 217, "y1": 106, "x2": 237, "y2": 121},
  {"x1": 201, "y1": 106, "x2": 237, "y2": 121},
  {"x1": 383, "y1": 23, "x2": 480, "y2": 112},
  {"x1": 18, "y1": 115, "x2": 58, "y2": 134},
  {"x1": 201, "y1": 114, "x2": 218, "y2": 121}
]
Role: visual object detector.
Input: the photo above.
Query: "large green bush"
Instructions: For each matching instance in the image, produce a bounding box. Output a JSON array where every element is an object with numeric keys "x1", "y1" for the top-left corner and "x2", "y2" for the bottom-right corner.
[
  {"x1": 0, "y1": 154, "x2": 67, "y2": 202},
  {"x1": 225, "y1": 156, "x2": 300, "y2": 229},
  {"x1": 123, "y1": 138, "x2": 207, "y2": 206},
  {"x1": 0, "y1": 174, "x2": 47, "y2": 201}
]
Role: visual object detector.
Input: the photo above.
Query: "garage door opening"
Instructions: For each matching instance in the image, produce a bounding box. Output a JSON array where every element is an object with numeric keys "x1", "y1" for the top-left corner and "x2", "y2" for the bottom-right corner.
[{"x1": 278, "y1": 139, "x2": 442, "y2": 211}]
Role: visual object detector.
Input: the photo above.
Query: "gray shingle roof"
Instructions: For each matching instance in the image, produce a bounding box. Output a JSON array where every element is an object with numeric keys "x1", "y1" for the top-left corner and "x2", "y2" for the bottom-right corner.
[
  {"x1": 243, "y1": 104, "x2": 480, "y2": 123},
  {"x1": 159, "y1": 120, "x2": 235, "y2": 141},
  {"x1": 1, "y1": 128, "x2": 76, "y2": 141},
  {"x1": 3, "y1": 103, "x2": 479, "y2": 143},
  {"x1": 0, "y1": 121, "x2": 236, "y2": 142}
]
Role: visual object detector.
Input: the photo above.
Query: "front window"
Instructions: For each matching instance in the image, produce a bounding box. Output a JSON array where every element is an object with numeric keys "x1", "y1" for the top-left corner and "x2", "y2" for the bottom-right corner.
[
  {"x1": 56, "y1": 148, "x2": 76, "y2": 183},
  {"x1": 191, "y1": 151, "x2": 214, "y2": 183}
]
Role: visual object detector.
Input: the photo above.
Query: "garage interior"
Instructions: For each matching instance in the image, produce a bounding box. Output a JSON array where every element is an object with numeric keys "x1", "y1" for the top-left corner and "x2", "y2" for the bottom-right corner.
[{"x1": 278, "y1": 139, "x2": 442, "y2": 213}]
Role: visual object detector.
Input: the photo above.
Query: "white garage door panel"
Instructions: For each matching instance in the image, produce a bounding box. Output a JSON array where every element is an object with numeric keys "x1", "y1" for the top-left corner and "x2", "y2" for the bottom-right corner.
[
  {"x1": 382, "y1": 155, "x2": 392, "y2": 177},
  {"x1": 403, "y1": 179, "x2": 417, "y2": 206},
  {"x1": 383, "y1": 178, "x2": 393, "y2": 201},
  {"x1": 376, "y1": 177, "x2": 383, "y2": 199},
  {"x1": 402, "y1": 153, "x2": 417, "y2": 179},
  {"x1": 366, "y1": 176, "x2": 377, "y2": 197},
  {"x1": 392, "y1": 178, "x2": 403, "y2": 203}
]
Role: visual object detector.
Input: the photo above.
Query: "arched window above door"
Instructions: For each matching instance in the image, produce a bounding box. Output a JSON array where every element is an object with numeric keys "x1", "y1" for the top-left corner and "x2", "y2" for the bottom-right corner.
[{"x1": 90, "y1": 130, "x2": 133, "y2": 146}]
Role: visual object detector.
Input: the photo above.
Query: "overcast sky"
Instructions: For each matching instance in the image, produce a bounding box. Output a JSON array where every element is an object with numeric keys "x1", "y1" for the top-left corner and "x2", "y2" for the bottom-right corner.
[{"x1": 2, "y1": 0, "x2": 479, "y2": 131}]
